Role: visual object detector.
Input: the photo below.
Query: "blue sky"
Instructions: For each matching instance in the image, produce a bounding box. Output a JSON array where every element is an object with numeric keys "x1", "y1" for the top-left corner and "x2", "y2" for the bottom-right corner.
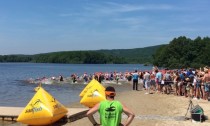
[{"x1": 0, "y1": 0, "x2": 210, "y2": 55}]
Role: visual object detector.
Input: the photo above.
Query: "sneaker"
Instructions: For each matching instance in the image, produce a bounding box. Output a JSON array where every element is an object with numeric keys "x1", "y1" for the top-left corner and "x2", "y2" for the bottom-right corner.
[{"x1": 145, "y1": 92, "x2": 149, "y2": 94}]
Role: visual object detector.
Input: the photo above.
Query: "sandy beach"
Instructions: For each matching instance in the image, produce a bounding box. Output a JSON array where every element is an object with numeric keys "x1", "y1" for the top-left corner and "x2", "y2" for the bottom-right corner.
[
  {"x1": 1, "y1": 83, "x2": 210, "y2": 126},
  {"x1": 69, "y1": 84, "x2": 210, "y2": 126}
]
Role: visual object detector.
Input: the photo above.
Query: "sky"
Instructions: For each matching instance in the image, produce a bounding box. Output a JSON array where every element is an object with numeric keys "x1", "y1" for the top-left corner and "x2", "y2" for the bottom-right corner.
[{"x1": 0, "y1": 0, "x2": 210, "y2": 55}]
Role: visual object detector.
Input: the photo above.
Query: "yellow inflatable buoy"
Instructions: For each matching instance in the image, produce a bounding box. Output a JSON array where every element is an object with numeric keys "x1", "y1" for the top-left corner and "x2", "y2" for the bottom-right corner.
[
  {"x1": 79, "y1": 79, "x2": 102, "y2": 97},
  {"x1": 17, "y1": 87, "x2": 68, "y2": 126},
  {"x1": 34, "y1": 87, "x2": 40, "y2": 92},
  {"x1": 34, "y1": 83, "x2": 42, "y2": 92},
  {"x1": 80, "y1": 81, "x2": 105, "y2": 108}
]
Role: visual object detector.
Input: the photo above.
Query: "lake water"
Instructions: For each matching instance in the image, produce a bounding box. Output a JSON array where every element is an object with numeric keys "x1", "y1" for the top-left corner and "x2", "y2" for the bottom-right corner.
[{"x1": 0, "y1": 63, "x2": 152, "y2": 107}]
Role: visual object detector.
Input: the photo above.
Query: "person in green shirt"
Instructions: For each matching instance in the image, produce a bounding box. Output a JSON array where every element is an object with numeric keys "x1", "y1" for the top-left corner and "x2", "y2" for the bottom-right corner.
[{"x1": 86, "y1": 86, "x2": 135, "y2": 126}]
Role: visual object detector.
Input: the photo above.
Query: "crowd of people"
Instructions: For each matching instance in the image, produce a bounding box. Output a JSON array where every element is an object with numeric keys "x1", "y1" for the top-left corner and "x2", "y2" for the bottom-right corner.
[
  {"x1": 136, "y1": 66, "x2": 210, "y2": 101},
  {"x1": 70, "y1": 66, "x2": 210, "y2": 102},
  {"x1": 26, "y1": 66, "x2": 210, "y2": 102}
]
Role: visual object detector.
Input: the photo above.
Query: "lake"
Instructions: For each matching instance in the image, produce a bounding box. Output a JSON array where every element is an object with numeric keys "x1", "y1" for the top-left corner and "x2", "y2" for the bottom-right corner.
[{"x1": 0, "y1": 63, "x2": 152, "y2": 107}]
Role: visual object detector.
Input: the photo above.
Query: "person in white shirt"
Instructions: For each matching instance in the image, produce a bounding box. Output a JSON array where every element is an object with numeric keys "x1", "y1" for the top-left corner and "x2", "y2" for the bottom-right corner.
[{"x1": 144, "y1": 71, "x2": 151, "y2": 94}]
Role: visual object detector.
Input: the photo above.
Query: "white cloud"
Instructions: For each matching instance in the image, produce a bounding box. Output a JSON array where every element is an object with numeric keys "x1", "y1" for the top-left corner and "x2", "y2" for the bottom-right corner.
[
  {"x1": 59, "y1": 13, "x2": 80, "y2": 17},
  {"x1": 105, "y1": 2, "x2": 174, "y2": 12},
  {"x1": 85, "y1": 2, "x2": 174, "y2": 14},
  {"x1": 112, "y1": 17, "x2": 143, "y2": 24}
]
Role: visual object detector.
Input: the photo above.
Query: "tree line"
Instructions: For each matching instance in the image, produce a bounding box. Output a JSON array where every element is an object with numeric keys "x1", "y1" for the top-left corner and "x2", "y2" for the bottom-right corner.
[
  {"x1": 0, "y1": 46, "x2": 159, "y2": 64},
  {"x1": 0, "y1": 55, "x2": 32, "y2": 62},
  {"x1": 33, "y1": 51, "x2": 127, "y2": 64},
  {"x1": 0, "y1": 51, "x2": 127, "y2": 64},
  {"x1": 152, "y1": 36, "x2": 210, "y2": 68},
  {"x1": 1, "y1": 36, "x2": 210, "y2": 68}
]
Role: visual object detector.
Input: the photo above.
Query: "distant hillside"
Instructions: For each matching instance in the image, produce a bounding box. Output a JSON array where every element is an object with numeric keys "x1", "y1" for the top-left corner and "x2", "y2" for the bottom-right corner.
[
  {"x1": 32, "y1": 51, "x2": 127, "y2": 64},
  {"x1": 96, "y1": 45, "x2": 164, "y2": 64},
  {"x1": 0, "y1": 45, "x2": 164, "y2": 64},
  {"x1": 0, "y1": 55, "x2": 32, "y2": 62}
]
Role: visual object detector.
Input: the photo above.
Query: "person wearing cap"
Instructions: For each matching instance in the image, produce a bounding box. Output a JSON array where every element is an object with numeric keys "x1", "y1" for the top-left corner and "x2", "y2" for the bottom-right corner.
[{"x1": 86, "y1": 86, "x2": 135, "y2": 126}]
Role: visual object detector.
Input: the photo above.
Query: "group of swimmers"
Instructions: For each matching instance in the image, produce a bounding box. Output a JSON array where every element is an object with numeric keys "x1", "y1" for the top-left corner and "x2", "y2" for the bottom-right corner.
[
  {"x1": 26, "y1": 71, "x2": 133, "y2": 85},
  {"x1": 26, "y1": 66, "x2": 210, "y2": 102}
]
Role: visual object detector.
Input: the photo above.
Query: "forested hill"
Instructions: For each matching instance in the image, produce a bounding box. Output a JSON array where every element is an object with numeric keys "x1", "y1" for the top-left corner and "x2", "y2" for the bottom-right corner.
[
  {"x1": 0, "y1": 45, "x2": 162, "y2": 64},
  {"x1": 153, "y1": 36, "x2": 210, "y2": 68},
  {"x1": 1, "y1": 36, "x2": 209, "y2": 68},
  {"x1": 96, "y1": 45, "x2": 163, "y2": 64}
]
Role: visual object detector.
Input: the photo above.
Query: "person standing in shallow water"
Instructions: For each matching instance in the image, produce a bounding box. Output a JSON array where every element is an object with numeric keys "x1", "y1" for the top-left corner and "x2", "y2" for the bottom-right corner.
[
  {"x1": 86, "y1": 86, "x2": 135, "y2": 126},
  {"x1": 132, "y1": 70, "x2": 139, "y2": 91},
  {"x1": 59, "y1": 75, "x2": 63, "y2": 81}
]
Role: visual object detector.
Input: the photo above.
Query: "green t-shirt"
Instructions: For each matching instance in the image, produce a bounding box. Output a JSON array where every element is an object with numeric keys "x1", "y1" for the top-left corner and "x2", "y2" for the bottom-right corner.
[{"x1": 99, "y1": 100, "x2": 123, "y2": 126}]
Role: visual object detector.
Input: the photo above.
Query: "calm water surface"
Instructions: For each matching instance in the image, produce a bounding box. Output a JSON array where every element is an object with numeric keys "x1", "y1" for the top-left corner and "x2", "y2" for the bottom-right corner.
[{"x1": 0, "y1": 63, "x2": 152, "y2": 107}]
